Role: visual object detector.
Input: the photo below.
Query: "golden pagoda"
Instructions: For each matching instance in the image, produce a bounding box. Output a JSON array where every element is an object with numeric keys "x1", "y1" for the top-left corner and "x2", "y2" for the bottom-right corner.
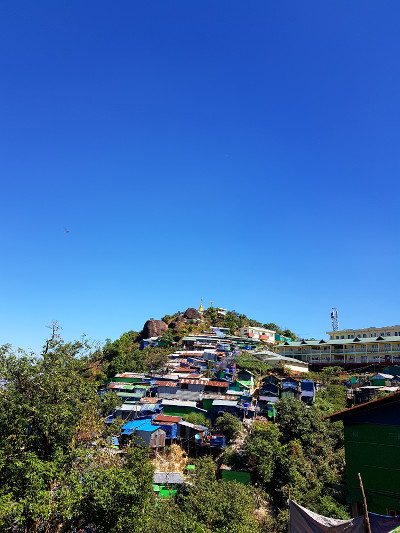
[{"x1": 198, "y1": 298, "x2": 204, "y2": 313}]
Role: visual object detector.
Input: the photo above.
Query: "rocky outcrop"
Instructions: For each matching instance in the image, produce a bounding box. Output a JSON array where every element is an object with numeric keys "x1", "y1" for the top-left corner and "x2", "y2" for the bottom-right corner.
[
  {"x1": 168, "y1": 316, "x2": 186, "y2": 329},
  {"x1": 142, "y1": 319, "x2": 168, "y2": 338},
  {"x1": 183, "y1": 308, "x2": 202, "y2": 320}
]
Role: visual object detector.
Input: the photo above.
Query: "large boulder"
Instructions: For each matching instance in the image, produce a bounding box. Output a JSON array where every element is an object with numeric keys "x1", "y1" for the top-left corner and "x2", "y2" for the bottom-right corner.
[
  {"x1": 168, "y1": 316, "x2": 186, "y2": 329},
  {"x1": 142, "y1": 319, "x2": 168, "y2": 338},
  {"x1": 183, "y1": 308, "x2": 202, "y2": 320}
]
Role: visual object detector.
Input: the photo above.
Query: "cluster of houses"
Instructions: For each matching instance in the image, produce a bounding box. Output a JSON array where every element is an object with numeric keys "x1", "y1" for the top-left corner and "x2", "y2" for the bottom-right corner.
[
  {"x1": 102, "y1": 334, "x2": 320, "y2": 451},
  {"x1": 102, "y1": 323, "x2": 400, "y2": 516}
]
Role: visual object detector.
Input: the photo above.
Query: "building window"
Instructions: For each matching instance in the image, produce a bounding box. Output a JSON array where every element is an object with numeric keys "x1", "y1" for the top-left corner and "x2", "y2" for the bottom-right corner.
[
  {"x1": 336, "y1": 336, "x2": 339, "y2": 339},
  {"x1": 386, "y1": 332, "x2": 390, "y2": 336},
  {"x1": 348, "y1": 335, "x2": 351, "y2": 339},
  {"x1": 341, "y1": 336, "x2": 344, "y2": 339},
  {"x1": 380, "y1": 332, "x2": 384, "y2": 336},
  {"x1": 330, "y1": 336, "x2": 333, "y2": 339},
  {"x1": 395, "y1": 332, "x2": 398, "y2": 336},
  {"x1": 363, "y1": 334, "x2": 366, "y2": 338}
]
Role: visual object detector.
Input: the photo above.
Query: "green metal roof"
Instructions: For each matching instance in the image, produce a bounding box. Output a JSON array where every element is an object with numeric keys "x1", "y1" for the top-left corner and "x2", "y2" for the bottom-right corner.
[
  {"x1": 279, "y1": 336, "x2": 400, "y2": 348},
  {"x1": 116, "y1": 392, "x2": 143, "y2": 398}
]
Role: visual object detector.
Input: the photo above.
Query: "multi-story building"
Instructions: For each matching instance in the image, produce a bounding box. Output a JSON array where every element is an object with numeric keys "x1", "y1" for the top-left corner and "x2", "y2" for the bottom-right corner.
[
  {"x1": 275, "y1": 335, "x2": 400, "y2": 370},
  {"x1": 326, "y1": 325, "x2": 400, "y2": 340},
  {"x1": 239, "y1": 326, "x2": 275, "y2": 344}
]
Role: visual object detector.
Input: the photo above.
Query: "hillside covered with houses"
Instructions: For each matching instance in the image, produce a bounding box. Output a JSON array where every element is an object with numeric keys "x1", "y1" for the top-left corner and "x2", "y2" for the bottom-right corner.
[{"x1": 0, "y1": 306, "x2": 399, "y2": 532}]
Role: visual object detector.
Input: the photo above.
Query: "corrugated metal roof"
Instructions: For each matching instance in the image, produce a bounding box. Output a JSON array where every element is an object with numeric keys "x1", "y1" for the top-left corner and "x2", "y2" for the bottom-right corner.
[
  {"x1": 162, "y1": 399, "x2": 197, "y2": 407},
  {"x1": 279, "y1": 336, "x2": 400, "y2": 347},
  {"x1": 154, "y1": 415, "x2": 182, "y2": 423},
  {"x1": 178, "y1": 420, "x2": 197, "y2": 428},
  {"x1": 154, "y1": 381, "x2": 178, "y2": 387},
  {"x1": 201, "y1": 393, "x2": 235, "y2": 400},
  {"x1": 178, "y1": 378, "x2": 208, "y2": 385},
  {"x1": 116, "y1": 392, "x2": 142, "y2": 398},
  {"x1": 153, "y1": 472, "x2": 184, "y2": 484},
  {"x1": 115, "y1": 373, "x2": 146, "y2": 378},
  {"x1": 176, "y1": 390, "x2": 201, "y2": 401},
  {"x1": 205, "y1": 381, "x2": 228, "y2": 388},
  {"x1": 212, "y1": 400, "x2": 238, "y2": 406},
  {"x1": 117, "y1": 404, "x2": 142, "y2": 411}
]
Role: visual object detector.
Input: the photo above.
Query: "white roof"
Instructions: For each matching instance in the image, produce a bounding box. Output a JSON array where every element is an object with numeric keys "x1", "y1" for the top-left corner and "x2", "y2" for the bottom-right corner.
[{"x1": 162, "y1": 399, "x2": 197, "y2": 408}]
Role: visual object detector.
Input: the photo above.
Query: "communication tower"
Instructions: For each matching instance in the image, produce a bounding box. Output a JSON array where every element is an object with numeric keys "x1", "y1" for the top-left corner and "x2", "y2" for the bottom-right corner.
[{"x1": 331, "y1": 308, "x2": 339, "y2": 331}]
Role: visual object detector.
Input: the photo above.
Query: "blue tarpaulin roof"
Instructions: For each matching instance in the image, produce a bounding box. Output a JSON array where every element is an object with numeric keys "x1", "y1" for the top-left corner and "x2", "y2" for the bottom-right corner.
[{"x1": 121, "y1": 418, "x2": 153, "y2": 434}]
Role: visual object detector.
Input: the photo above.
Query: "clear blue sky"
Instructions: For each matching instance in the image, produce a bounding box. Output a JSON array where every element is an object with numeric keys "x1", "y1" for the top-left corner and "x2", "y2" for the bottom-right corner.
[{"x1": 1, "y1": 1, "x2": 399, "y2": 352}]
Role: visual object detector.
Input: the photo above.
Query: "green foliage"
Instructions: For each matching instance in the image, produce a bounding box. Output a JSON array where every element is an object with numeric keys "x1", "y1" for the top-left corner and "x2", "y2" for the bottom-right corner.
[
  {"x1": 103, "y1": 331, "x2": 174, "y2": 377},
  {"x1": 178, "y1": 457, "x2": 261, "y2": 533},
  {"x1": 263, "y1": 323, "x2": 283, "y2": 335},
  {"x1": 282, "y1": 329, "x2": 297, "y2": 341},
  {"x1": 236, "y1": 352, "x2": 271, "y2": 376},
  {"x1": 161, "y1": 312, "x2": 181, "y2": 324},
  {"x1": 315, "y1": 385, "x2": 347, "y2": 415},
  {"x1": 223, "y1": 311, "x2": 240, "y2": 334},
  {"x1": 0, "y1": 340, "x2": 155, "y2": 532},
  {"x1": 203, "y1": 307, "x2": 218, "y2": 325},
  {"x1": 145, "y1": 499, "x2": 198, "y2": 533},
  {"x1": 214, "y1": 412, "x2": 242, "y2": 443},
  {"x1": 244, "y1": 395, "x2": 349, "y2": 528},
  {"x1": 60, "y1": 447, "x2": 154, "y2": 533},
  {"x1": 183, "y1": 412, "x2": 211, "y2": 429}
]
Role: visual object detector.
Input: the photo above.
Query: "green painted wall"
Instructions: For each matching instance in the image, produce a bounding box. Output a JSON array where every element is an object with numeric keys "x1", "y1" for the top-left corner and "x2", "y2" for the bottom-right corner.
[
  {"x1": 344, "y1": 424, "x2": 400, "y2": 514},
  {"x1": 108, "y1": 377, "x2": 144, "y2": 384},
  {"x1": 163, "y1": 405, "x2": 197, "y2": 417},
  {"x1": 202, "y1": 399, "x2": 214, "y2": 412}
]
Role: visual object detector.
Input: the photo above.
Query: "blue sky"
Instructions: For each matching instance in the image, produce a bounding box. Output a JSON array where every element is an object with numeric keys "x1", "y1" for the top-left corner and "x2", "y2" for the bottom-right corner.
[{"x1": 1, "y1": 1, "x2": 399, "y2": 352}]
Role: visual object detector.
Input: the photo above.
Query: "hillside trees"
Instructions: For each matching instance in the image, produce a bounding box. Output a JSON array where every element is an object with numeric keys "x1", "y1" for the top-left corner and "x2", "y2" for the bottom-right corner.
[
  {"x1": 244, "y1": 394, "x2": 348, "y2": 529},
  {"x1": 0, "y1": 339, "x2": 155, "y2": 532},
  {"x1": 214, "y1": 413, "x2": 242, "y2": 443},
  {"x1": 102, "y1": 331, "x2": 174, "y2": 377},
  {"x1": 177, "y1": 457, "x2": 261, "y2": 533}
]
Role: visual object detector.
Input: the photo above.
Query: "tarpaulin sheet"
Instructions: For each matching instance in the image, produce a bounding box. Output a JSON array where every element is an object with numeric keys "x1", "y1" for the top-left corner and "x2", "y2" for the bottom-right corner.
[
  {"x1": 288, "y1": 500, "x2": 365, "y2": 533},
  {"x1": 368, "y1": 513, "x2": 400, "y2": 533}
]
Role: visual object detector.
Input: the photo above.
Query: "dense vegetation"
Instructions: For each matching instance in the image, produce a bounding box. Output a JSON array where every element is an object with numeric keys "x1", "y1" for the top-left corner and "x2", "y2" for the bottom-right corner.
[{"x1": 161, "y1": 308, "x2": 297, "y2": 341}]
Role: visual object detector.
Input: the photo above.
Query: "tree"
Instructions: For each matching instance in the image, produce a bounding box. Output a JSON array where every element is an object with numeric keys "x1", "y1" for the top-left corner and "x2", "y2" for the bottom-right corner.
[
  {"x1": 203, "y1": 307, "x2": 218, "y2": 325},
  {"x1": 263, "y1": 323, "x2": 283, "y2": 335},
  {"x1": 282, "y1": 329, "x2": 297, "y2": 341},
  {"x1": 184, "y1": 412, "x2": 211, "y2": 428},
  {"x1": 0, "y1": 339, "x2": 154, "y2": 532},
  {"x1": 160, "y1": 328, "x2": 175, "y2": 347},
  {"x1": 214, "y1": 413, "x2": 242, "y2": 443},
  {"x1": 178, "y1": 457, "x2": 261, "y2": 533}
]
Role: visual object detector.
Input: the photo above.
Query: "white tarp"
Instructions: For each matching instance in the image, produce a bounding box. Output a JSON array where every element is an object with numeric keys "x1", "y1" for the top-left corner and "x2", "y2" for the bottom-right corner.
[{"x1": 288, "y1": 500, "x2": 365, "y2": 533}]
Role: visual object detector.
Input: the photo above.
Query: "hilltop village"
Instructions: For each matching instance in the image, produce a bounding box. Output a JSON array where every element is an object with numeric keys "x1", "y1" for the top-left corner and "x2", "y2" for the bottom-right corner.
[
  {"x1": 100, "y1": 304, "x2": 400, "y2": 527},
  {"x1": 1, "y1": 305, "x2": 399, "y2": 532}
]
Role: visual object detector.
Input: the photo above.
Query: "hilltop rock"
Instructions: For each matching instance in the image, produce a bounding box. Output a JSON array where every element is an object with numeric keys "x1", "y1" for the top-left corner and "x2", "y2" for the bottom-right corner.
[
  {"x1": 168, "y1": 316, "x2": 186, "y2": 329},
  {"x1": 142, "y1": 319, "x2": 168, "y2": 338},
  {"x1": 183, "y1": 308, "x2": 202, "y2": 320}
]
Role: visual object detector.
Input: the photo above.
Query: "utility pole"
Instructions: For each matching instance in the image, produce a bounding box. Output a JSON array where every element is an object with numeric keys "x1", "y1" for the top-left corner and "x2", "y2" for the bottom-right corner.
[{"x1": 358, "y1": 473, "x2": 371, "y2": 533}]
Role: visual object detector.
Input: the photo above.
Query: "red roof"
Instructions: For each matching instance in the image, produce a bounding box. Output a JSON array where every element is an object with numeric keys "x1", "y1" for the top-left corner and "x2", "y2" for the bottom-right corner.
[
  {"x1": 179, "y1": 379, "x2": 208, "y2": 385},
  {"x1": 154, "y1": 414, "x2": 182, "y2": 423},
  {"x1": 206, "y1": 381, "x2": 228, "y2": 388},
  {"x1": 154, "y1": 381, "x2": 178, "y2": 387}
]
